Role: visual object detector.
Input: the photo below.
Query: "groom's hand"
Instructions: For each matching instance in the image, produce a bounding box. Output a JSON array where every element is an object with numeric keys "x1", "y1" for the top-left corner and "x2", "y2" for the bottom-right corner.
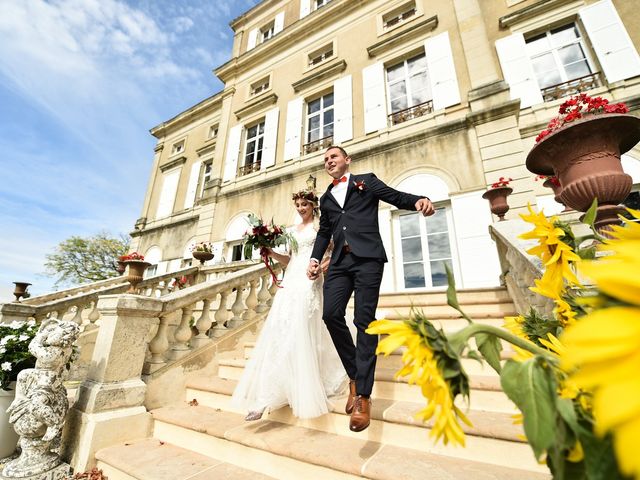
[
  {"x1": 415, "y1": 198, "x2": 435, "y2": 216},
  {"x1": 307, "y1": 260, "x2": 320, "y2": 280}
]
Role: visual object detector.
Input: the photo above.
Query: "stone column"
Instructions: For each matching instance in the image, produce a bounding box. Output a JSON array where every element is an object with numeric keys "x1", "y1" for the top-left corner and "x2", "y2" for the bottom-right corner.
[{"x1": 62, "y1": 294, "x2": 162, "y2": 472}]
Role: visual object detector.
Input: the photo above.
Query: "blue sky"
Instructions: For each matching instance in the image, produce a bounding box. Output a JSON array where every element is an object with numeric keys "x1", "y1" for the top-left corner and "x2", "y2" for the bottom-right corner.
[{"x1": 0, "y1": 0, "x2": 260, "y2": 300}]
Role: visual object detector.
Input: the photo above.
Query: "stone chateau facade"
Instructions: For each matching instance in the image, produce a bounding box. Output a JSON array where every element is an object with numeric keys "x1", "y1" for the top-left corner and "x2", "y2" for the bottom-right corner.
[{"x1": 129, "y1": 0, "x2": 640, "y2": 294}]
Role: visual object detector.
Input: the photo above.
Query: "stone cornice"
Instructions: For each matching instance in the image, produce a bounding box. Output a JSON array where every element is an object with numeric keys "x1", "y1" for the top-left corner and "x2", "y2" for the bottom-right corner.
[
  {"x1": 150, "y1": 88, "x2": 233, "y2": 138},
  {"x1": 234, "y1": 92, "x2": 278, "y2": 119},
  {"x1": 292, "y1": 59, "x2": 347, "y2": 93},
  {"x1": 130, "y1": 213, "x2": 199, "y2": 237},
  {"x1": 196, "y1": 140, "x2": 217, "y2": 157},
  {"x1": 367, "y1": 15, "x2": 438, "y2": 58},
  {"x1": 466, "y1": 99, "x2": 521, "y2": 126},
  {"x1": 215, "y1": 0, "x2": 369, "y2": 83},
  {"x1": 159, "y1": 155, "x2": 187, "y2": 172},
  {"x1": 499, "y1": 0, "x2": 570, "y2": 29},
  {"x1": 229, "y1": 0, "x2": 281, "y2": 31}
]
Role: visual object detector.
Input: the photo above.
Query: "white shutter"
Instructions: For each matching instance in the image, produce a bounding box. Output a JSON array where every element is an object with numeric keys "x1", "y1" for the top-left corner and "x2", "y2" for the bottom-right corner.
[
  {"x1": 425, "y1": 32, "x2": 461, "y2": 111},
  {"x1": 333, "y1": 75, "x2": 353, "y2": 144},
  {"x1": 211, "y1": 241, "x2": 224, "y2": 263},
  {"x1": 496, "y1": 33, "x2": 543, "y2": 108},
  {"x1": 223, "y1": 125, "x2": 243, "y2": 182},
  {"x1": 284, "y1": 97, "x2": 304, "y2": 161},
  {"x1": 450, "y1": 190, "x2": 501, "y2": 288},
  {"x1": 261, "y1": 107, "x2": 280, "y2": 170},
  {"x1": 156, "y1": 168, "x2": 181, "y2": 219},
  {"x1": 156, "y1": 261, "x2": 168, "y2": 276},
  {"x1": 247, "y1": 28, "x2": 259, "y2": 50},
  {"x1": 580, "y1": 0, "x2": 640, "y2": 83},
  {"x1": 300, "y1": 0, "x2": 311, "y2": 19},
  {"x1": 378, "y1": 209, "x2": 394, "y2": 293},
  {"x1": 183, "y1": 161, "x2": 202, "y2": 209},
  {"x1": 274, "y1": 12, "x2": 285, "y2": 35},
  {"x1": 362, "y1": 62, "x2": 388, "y2": 134}
]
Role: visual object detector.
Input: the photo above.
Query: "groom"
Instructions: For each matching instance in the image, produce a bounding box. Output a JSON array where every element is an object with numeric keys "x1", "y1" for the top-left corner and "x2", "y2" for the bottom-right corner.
[{"x1": 307, "y1": 146, "x2": 434, "y2": 432}]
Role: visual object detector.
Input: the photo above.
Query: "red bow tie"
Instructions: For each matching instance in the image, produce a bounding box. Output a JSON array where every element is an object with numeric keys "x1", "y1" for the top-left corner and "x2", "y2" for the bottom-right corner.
[{"x1": 332, "y1": 175, "x2": 347, "y2": 186}]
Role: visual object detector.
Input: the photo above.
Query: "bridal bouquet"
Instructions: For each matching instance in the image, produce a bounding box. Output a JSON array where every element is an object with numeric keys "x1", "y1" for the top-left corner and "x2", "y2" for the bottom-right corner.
[{"x1": 243, "y1": 214, "x2": 296, "y2": 286}]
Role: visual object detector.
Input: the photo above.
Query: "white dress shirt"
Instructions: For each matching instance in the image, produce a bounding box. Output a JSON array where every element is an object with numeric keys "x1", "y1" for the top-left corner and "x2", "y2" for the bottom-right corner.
[{"x1": 330, "y1": 172, "x2": 351, "y2": 208}]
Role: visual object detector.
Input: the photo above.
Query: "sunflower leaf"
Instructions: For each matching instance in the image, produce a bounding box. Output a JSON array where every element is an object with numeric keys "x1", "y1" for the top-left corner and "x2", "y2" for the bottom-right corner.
[
  {"x1": 500, "y1": 358, "x2": 557, "y2": 460},
  {"x1": 581, "y1": 198, "x2": 598, "y2": 228},
  {"x1": 475, "y1": 332, "x2": 502, "y2": 373},
  {"x1": 444, "y1": 262, "x2": 472, "y2": 324}
]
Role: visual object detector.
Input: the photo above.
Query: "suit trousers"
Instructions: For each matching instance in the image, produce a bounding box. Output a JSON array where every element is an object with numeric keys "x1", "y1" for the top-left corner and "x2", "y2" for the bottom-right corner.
[{"x1": 322, "y1": 252, "x2": 384, "y2": 396}]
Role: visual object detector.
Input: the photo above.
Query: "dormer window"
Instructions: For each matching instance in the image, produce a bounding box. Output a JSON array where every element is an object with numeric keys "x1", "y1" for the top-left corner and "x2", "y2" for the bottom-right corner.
[
  {"x1": 171, "y1": 140, "x2": 185, "y2": 155},
  {"x1": 383, "y1": 2, "x2": 416, "y2": 31},
  {"x1": 250, "y1": 77, "x2": 270, "y2": 96},
  {"x1": 261, "y1": 22, "x2": 275, "y2": 43},
  {"x1": 207, "y1": 125, "x2": 218, "y2": 140},
  {"x1": 315, "y1": 0, "x2": 332, "y2": 10},
  {"x1": 308, "y1": 43, "x2": 334, "y2": 67}
]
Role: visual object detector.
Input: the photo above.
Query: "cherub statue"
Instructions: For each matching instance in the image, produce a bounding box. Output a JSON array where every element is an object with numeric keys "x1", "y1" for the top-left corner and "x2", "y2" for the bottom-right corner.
[{"x1": 2, "y1": 319, "x2": 80, "y2": 478}]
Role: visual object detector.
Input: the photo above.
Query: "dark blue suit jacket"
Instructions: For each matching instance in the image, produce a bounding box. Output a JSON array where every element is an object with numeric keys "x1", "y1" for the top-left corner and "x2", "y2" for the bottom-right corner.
[{"x1": 311, "y1": 173, "x2": 424, "y2": 264}]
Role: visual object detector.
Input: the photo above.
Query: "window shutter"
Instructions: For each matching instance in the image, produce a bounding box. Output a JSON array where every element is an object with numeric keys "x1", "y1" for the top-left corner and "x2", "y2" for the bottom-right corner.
[
  {"x1": 450, "y1": 190, "x2": 501, "y2": 288},
  {"x1": 580, "y1": 0, "x2": 640, "y2": 83},
  {"x1": 362, "y1": 62, "x2": 388, "y2": 134},
  {"x1": 211, "y1": 241, "x2": 224, "y2": 263},
  {"x1": 261, "y1": 107, "x2": 280, "y2": 170},
  {"x1": 333, "y1": 75, "x2": 353, "y2": 144},
  {"x1": 495, "y1": 33, "x2": 543, "y2": 108},
  {"x1": 424, "y1": 31, "x2": 461, "y2": 111},
  {"x1": 183, "y1": 161, "x2": 202, "y2": 209},
  {"x1": 223, "y1": 125, "x2": 243, "y2": 182},
  {"x1": 284, "y1": 97, "x2": 304, "y2": 161},
  {"x1": 247, "y1": 28, "x2": 259, "y2": 50},
  {"x1": 300, "y1": 0, "x2": 311, "y2": 19},
  {"x1": 156, "y1": 168, "x2": 181, "y2": 219},
  {"x1": 274, "y1": 12, "x2": 285, "y2": 35}
]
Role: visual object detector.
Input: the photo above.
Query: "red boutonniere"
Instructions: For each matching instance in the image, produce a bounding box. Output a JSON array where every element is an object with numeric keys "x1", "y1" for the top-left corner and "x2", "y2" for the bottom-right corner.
[{"x1": 354, "y1": 180, "x2": 367, "y2": 192}]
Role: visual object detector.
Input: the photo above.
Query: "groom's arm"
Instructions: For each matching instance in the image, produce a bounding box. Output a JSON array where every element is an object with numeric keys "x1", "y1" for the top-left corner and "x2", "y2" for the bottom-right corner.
[{"x1": 366, "y1": 173, "x2": 426, "y2": 211}]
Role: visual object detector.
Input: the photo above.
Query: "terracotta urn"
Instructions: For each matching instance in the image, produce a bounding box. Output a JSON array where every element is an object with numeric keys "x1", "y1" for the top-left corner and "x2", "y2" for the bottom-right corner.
[
  {"x1": 123, "y1": 260, "x2": 150, "y2": 293},
  {"x1": 527, "y1": 114, "x2": 640, "y2": 231},
  {"x1": 192, "y1": 251, "x2": 214, "y2": 265},
  {"x1": 116, "y1": 260, "x2": 126, "y2": 275},
  {"x1": 482, "y1": 187, "x2": 513, "y2": 221},
  {"x1": 12, "y1": 282, "x2": 31, "y2": 302}
]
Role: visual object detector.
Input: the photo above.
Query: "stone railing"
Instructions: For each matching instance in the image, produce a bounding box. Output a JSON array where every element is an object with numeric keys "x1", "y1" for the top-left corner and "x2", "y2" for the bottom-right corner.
[
  {"x1": 63, "y1": 261, "x2": 280, "y2": 471},
  {"x1": 489, "y1": 220, "x2": 554, "y2": 317}
]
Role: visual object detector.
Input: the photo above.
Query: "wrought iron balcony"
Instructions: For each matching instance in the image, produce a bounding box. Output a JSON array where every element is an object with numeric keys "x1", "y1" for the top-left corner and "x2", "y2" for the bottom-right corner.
[
  {"x1": 388, "y1": 100, "x2": 434, "y2": 126},
  {"x1": 541, "y1": 72, "x2": 603, "y2": 102},
  {"x1": 238, "y1": 161, "x2": 261, "y2": 177},
  {"x1": 303, "y1": 135, "x2": 333, "y2": 155}
]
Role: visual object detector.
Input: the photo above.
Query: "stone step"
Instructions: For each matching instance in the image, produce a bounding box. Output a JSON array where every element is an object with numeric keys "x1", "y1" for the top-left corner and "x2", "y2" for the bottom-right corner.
[
  {"x1": 95, "y1": 438, "x2": 277, "y2": 480},
  {"x1": 376, "y1": 303, "x2": 517, "y2": 320},
  {"x1": 186, "y1": 376, "x2": 522, "y2": 443},
  {"x1": 375, "y1": 288, "x2": 513, "y2": 307},
  {"x1": 151, "y1": 404, "x2": 549, "y2": 479}
]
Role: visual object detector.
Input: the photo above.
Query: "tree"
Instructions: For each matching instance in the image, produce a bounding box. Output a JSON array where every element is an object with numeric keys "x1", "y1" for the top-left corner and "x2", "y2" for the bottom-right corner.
[{"x1": 44, "y1": 232, "x2": 131, "y2": 286}]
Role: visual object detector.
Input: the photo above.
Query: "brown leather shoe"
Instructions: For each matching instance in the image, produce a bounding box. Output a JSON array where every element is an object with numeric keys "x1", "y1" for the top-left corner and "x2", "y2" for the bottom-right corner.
[
  {"x1": 349, "y1": 396, "x2": 371, "y2": 432},
  {"x1": 345, "y1": 379, "x2": 356, "y2": 414}
]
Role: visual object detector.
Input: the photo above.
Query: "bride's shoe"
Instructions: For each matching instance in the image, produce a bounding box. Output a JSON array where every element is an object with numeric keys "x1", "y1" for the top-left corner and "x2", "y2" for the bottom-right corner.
[{"x1": 245, "y1": 408, "x2": 266, "y2": 421}]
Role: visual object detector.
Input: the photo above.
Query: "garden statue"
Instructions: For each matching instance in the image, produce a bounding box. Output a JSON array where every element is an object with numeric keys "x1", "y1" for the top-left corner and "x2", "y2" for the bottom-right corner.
[{"x1": 2, "y1": 319, "x2": 79, "y2": 479}]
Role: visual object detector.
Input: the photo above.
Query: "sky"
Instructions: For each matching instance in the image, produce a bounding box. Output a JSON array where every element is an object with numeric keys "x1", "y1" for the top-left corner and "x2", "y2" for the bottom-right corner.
[{"x1": 0, "y1": 0, "x2": 261, "y2": 301}]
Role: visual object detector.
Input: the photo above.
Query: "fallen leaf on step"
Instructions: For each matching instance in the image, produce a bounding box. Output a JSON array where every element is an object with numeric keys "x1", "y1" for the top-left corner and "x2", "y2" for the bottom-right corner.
[{"x1": 188, "y1": 398, "x2": 199, "y2": 406}]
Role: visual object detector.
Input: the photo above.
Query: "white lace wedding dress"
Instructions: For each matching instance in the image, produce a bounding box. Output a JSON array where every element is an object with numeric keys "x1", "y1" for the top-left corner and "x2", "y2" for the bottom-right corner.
[{"x1": 231, "y1": 223, "x2": 347, "y2": 419}]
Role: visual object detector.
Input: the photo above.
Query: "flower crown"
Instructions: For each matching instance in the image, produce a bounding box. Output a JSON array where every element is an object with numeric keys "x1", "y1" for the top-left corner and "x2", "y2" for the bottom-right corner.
[{"x1": 291, "y1": 189, "x2": 318, "y2": 203}]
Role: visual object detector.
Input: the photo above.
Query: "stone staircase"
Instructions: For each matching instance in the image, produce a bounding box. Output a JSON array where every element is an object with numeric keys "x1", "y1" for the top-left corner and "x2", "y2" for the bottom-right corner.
[{"x1": 94, "y1": 287, "x2": 550, "y2": 479}]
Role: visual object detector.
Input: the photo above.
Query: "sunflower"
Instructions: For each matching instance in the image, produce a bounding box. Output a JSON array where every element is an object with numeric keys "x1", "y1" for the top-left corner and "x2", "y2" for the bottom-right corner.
[{"x1": 367, "y1": 318, "x2": 471, "y2": 446}]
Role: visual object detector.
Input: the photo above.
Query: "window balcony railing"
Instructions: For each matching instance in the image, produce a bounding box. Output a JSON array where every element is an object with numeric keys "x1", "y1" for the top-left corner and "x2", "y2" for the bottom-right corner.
[
  {"x1": 303, "y1": 135, "x2": 333, "y2": 155},
  {"x1": 238, "y1": 161, "x2": 261, "y2": 177},
  {"x1": 388, "y1": 100, "x2": 434, "y2": 126},
  {"x1": 541, "y1": 72, "x2": 603, "y2": 102}
]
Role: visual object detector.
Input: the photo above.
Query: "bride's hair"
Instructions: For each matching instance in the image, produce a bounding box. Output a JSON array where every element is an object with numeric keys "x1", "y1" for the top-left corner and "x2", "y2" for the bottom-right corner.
[{"x1": 292, "y1": 189, "x2": 319, "y2": 218}]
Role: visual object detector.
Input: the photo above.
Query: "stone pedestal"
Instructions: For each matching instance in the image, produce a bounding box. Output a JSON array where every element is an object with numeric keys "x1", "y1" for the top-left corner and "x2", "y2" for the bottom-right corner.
[{"x1": 0, "y1": 462, "x2": 69, "y2": 480}]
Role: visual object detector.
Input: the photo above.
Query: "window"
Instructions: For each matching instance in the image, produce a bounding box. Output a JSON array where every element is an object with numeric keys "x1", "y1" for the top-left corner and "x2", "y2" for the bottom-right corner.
[
  {"x1": 304, "y1": 92, "x2": 334, "y2": 154},
  {"x1": 315, "y1": 0, "x2": 332, "y2": 10},
  {"x1": 207, "y1": 125, "x2": 218, "y2": 140},
  {"x1": 171, "y1": 140, "x2": 185, "y2": 155},
  {"x1": 526, "y1": 24, "x2": 598, "y2": 99},
  {"x1": 241, "y1": 121, "x2": 265, "y2": 176},
  {"x1": 232, "y1": 244, "x2": 243, "y2": 261},
  {"x1": 383, "y1": 2, "x2": 416, "y2": 31},
  {"x1": 200, "y1": 162, "x2": 213, "y2": 197},
  {"x1": 308, "y1": 43, "x2": 334, "y2": 67},
  {"x1": 386, "y1": 53, "x2": 433, "y2": 125},
  {"x1": 260, "y1": 22, "x2": 275, "y2": 43},
  {"x1": 250, "y1": 77, "x2": 270, "y2": 96}
]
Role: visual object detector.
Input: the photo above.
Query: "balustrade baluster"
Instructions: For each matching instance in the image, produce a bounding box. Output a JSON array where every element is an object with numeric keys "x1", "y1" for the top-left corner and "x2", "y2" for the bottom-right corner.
[
  {"x1": 161, "y1": 280, "x2": 171, "y2": 296},
  {"x1": 71, "y1": 304, "x2": 84, "y2": 325},
  {"x1": 242, "y1": 279, "x2": 258, "y2": 322},
  {"x1": 212, "y1": 289, "x2": 230, "y2": 338},
  {"x1": 268, "y1": 278, "x2": 278, "y2": 306},
  {"x1": 146, "y1": 314, "x2": 170, "y2": 370},
  {"x1": 228, "y1": 285, "x2": 245, "y2": 328},
  {"x1": 169, "y1": 306, "x2": 194, "y2": 359},
  {"x1": 86, "y1": 300, "x2": 100, "y2": 330},
  {"x1": 256, "y1": 274, "x2": 270, "y2": 313},
  {"x1": 192, "y1": 298, "x2": 213, "y2": 347}
]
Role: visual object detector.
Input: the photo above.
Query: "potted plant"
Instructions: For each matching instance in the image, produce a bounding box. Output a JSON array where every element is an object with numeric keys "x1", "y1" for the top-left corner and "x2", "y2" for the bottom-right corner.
[
  {"x1": 527, "y1": 93, "x2": 640, "y2": 231},
  {"x1": 190, "y1": 242, "x2": 214, "y2": 265},
  {"x1": 119, "y1": 252, "x2": 150, "y2": 293},
  {"x1": 482, "y1": 176, "x2": 513, "y2": 221},
  {"x1": 0, "y1": 320, "x2": 38, "y2": 458}
]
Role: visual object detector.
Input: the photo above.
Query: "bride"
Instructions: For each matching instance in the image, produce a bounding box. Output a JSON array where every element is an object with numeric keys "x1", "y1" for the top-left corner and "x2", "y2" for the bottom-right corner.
[{"x1": 231, "y1": 188, "x2": 347, "y2": 420}]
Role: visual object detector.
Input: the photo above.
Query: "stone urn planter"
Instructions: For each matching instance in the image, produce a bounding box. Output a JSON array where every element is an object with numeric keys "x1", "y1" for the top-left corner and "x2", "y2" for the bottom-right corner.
[
  {"x1": 0, "y1": 383, "x2": 18, "y2": 459},
  {"x1": 527, "y1": 114, "x2": 640, "y2": 231},
  {"x1": 482, "y1": 187, "x2": 513, "y2": 221},
  {"x1": 123, "y1": 260, "x2": 150, "y2": 293},
  {"x1": 192, "y1": 251, "x2": 214, "y2": 265},
  {"x1": 12, "y1": 282, "x2": 31, "y2": 302}
]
